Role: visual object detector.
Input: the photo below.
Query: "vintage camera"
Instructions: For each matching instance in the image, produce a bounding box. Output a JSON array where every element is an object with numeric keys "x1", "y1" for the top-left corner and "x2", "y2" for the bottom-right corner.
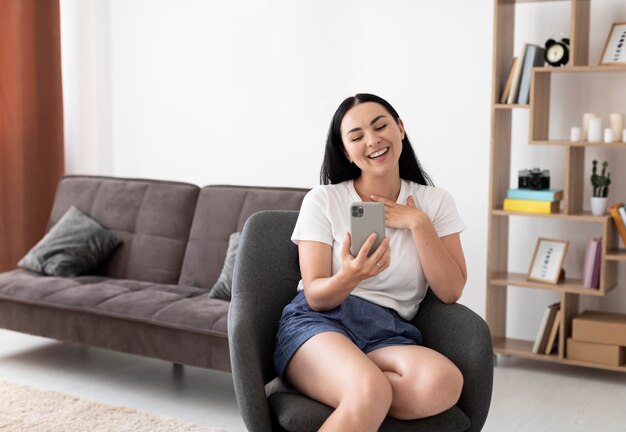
[{"x1": 518, "y1": 168, "x2": 550, "y2": 190}]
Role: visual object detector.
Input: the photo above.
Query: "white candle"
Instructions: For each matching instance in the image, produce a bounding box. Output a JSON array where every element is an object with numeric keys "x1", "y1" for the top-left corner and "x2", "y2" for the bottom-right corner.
[
  {"x1": 623, "y1": 128, "x2": 626, "y2": 143},
  {"x1": 588, "y1": 117, "x2": 602, "y2": 143},
  {"x1": 610, "y1": 113, "x2": 625, "y2": 142},
  {"x1": 570, "y1": 127, "x2": 582, "y2": 142},
  {"x1": 582, "y1": 113, "x2": 598, "y2": 141},
  {"x1": 604, "y1": 128, "x2": 614, "y2": 143}
]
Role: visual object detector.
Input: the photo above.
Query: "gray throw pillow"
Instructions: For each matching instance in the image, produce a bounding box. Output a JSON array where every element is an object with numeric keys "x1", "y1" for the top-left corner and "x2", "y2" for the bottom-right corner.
[
  {"x1": 208, "y1": 231, "x2": 241, "y2": 301},
  {"x1": 18, "y1": 206, "x2": 122, "y2": 277}
]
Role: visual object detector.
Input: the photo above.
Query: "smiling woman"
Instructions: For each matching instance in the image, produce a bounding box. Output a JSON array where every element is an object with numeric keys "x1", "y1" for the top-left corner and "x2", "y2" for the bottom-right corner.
[{"x1": 274, "y1": 93, "x2": 468, "y2": 431}]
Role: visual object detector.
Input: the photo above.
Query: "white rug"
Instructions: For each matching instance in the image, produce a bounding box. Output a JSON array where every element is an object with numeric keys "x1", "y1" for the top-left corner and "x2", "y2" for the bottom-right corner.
[{"x1": 0, "y1": 380, "x2": 225, "y2": 432}]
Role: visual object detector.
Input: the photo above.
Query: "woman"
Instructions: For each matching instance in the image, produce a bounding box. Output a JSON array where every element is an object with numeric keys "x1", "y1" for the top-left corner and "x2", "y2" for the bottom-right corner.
[{"x1": 274, "y1": 93, "x2": 467, "y2": 431}]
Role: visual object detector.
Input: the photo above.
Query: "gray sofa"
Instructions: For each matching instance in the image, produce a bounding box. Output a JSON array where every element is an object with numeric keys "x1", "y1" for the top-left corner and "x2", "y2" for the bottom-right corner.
[{"x1": 0, "y1": 175, "x2": 307, "y2": 372}]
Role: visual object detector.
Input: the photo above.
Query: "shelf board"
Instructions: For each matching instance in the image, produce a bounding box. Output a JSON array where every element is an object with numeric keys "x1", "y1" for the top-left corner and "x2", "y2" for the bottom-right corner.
[
  {"x1": 493, "y1": 337, "x2": 626, "y2": 373},
  {"x1": 606, "y1": 249, "x2": 626, "y2": 262},
  {"x1": 534, "y1": 65, "x2": 626, "y2": 73},
  {"x1": 490, "y1": 272, "x2": 608, "y2": 296},
  {"x1": 492, "y1": 209, "x2": 611, "y2": 222},
  {"x1": 512, "y1": 0, "x2": 570, "y2": 3},
  {"x1": 493, "y1": 337, "x2": 560, "y2": 362},
  {"x1": 529, "y1": 140, "x2": 626, "y2": 148},
  {"x1": 494, "y1": 103, "x2": 529, "y2": 110}
]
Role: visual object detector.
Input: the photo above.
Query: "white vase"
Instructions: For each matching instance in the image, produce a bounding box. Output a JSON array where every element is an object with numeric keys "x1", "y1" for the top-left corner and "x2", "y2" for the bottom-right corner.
[{"x1": 590, "y1": 197, "x2": 608, "y2": 216}]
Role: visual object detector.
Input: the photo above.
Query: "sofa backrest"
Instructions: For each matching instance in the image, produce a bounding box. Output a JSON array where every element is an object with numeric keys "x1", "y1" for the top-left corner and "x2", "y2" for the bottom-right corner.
[
  {"x1": 178, "y1": 185, "x2": 308, "y2": 289},
  {"x1": 49, "y1": 176, "x2": 199, "y2": 284}
]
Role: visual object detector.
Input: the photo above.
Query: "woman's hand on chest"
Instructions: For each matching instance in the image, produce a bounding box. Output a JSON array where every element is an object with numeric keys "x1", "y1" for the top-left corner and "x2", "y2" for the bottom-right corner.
[{"x1": 370, "y1": 195, "x2": 430, "y2": 232}]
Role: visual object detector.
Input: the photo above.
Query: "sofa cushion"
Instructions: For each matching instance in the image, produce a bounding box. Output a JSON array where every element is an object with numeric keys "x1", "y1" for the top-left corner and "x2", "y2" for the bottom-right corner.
[
  {"x1": 48, "y1": 176, "x2": 199, "y2": 284},
  {"x1": 179, "y1": 185, "x2": 307, "y2": 289},
  {"x1": 18, "y1": 206, "x2": 122, "y2": 277},
  {"x1": 208, "y1": 231, "x2": 240, "y2": 301},
  {"x1": 0, "y1": 269, "x2": 228, "y2": 335}
]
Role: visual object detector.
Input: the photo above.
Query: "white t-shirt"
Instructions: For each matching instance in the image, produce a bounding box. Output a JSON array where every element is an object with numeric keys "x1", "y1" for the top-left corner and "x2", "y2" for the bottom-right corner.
[{"x1": 291, "y1": 179, "x2": 466, "y2": 320}]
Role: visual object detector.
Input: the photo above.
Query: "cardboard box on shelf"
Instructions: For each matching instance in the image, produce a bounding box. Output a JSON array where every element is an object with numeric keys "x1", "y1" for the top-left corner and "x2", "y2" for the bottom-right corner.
[
  {"x1": 572, "y1": 311, "x2": 626, "y2": 346},
  {"x1": 567, "y1": 338, "x2": 626, "y2": 367}
]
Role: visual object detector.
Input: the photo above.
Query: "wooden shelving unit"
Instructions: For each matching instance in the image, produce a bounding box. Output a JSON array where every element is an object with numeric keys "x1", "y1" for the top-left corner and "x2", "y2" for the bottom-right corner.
[{"x1": 487, "y1": 0, "x2": 626, "y2": 372}]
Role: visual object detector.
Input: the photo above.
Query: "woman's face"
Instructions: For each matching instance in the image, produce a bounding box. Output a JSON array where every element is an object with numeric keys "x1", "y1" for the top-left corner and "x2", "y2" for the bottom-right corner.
[{"x1": 340, "y1": 102, "x2": 405, "y2": 177}]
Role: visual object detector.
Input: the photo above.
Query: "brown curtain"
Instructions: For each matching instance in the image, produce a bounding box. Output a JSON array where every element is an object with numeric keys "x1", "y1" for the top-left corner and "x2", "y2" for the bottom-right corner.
[{"x1": 0, "y1": 0, "x2": 65, "y2": 271}]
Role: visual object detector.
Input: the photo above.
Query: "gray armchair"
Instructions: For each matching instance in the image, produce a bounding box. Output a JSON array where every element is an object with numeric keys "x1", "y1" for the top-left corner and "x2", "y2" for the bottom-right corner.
[{"x1": 229, "y1": 211, "x2": 493, "y2": 432}]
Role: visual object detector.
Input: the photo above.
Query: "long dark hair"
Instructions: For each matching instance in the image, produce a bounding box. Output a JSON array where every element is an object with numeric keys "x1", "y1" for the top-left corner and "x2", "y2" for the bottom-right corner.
[{"x1": 320, "y1": 93, "x2": 433, "y2": 186}]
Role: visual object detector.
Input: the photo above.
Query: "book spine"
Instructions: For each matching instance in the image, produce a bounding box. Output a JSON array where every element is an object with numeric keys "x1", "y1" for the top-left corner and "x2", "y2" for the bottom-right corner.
[
  {"x1": 500, "y1": 57, "x2": 519, "y2": 104},
  {"x1": 503, "y1": 198, "x2": 559, "y2": 214},
  {"x1": 609, "y1": 203, "x2": 626, "y2": 247},
  {"x1": 533, "y1": 306, "x2": 552, "y2": 353},
  {"x1": 620, "y1": 206, "x2": 626, "y2": 232},
  {"x1": 507, "y1": 44, "x2": 526, "y2": 104},
  {"x1": 517, "y1": 45, "x2": 545, "y2": 105},
  {"x1": 582, "y1": 239, "x2": 597, "y2": 289},
  {"x1": 507, "y1": 189, "x2": 563, "y2": 201},
  {"x1": 537, "y1": 303, "x2": 560, "y2": 354},
  {"x1": 591, "y1": 238, "x2": 602, "y2": 289},
  {"x1": 544, "y1": 310, "x2": 562, "y2": 355}
]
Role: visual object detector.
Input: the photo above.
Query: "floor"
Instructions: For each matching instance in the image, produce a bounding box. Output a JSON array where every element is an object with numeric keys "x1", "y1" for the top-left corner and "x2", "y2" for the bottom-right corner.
[{"x1": 1, "y1": 329, "x2": 626, "y2": 432}]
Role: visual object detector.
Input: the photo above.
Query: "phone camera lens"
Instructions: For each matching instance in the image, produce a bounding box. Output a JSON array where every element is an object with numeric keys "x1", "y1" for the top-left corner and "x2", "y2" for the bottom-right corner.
[{"x1": 352, "y1": 206, "x2": 364, "y2": 217}]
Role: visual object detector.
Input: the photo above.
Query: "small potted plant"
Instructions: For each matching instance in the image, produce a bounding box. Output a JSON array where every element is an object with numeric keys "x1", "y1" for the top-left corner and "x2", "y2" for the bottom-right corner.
[{"x1": 590, "y1": 159, "x2": 611, "y2": 215}]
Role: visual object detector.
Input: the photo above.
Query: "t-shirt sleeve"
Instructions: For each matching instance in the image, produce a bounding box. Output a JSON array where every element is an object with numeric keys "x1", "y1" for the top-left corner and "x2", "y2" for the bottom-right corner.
[
  {"x1": 291, "y1": 187, "x2": 333, "y2": 246},
  {"x1": 431, "y1": 189, "x2": 466, "y2": 238}
]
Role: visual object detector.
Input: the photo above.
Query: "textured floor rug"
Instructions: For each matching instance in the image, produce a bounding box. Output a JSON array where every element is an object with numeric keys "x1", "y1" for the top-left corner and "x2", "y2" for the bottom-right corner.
[{"x1": 0, "y1": 380, "x2": 225, "y2": 432}]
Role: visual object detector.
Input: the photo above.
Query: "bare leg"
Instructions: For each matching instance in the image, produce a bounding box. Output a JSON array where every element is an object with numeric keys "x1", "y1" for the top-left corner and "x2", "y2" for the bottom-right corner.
[
  {"x1": 367, "y1": 345, "x2": 463, "y2": 420},
  {"x1": 285, "y1": 332, "x2": 392, "y2": 432}
]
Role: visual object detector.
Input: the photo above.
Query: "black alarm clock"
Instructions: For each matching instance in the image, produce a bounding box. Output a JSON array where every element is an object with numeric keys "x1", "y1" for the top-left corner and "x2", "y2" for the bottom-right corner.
[{"x1": 544, "y1": 37, "x2": 570, "y2": 67}]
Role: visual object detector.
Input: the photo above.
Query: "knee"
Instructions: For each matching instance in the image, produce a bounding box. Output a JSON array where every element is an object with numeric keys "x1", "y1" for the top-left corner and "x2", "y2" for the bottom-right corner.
[
  {"x1": 342, "y1": 369, "x2": 392, "y2": 418},
  {"x1": 420, "y1": 363, "x2": 464, "y2": 412}
]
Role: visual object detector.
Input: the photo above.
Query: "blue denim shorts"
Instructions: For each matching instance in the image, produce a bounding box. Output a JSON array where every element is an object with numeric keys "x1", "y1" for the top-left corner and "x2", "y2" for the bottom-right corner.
[{"x1": 273, "y1": 291, "x2": 423, "y2": 379}]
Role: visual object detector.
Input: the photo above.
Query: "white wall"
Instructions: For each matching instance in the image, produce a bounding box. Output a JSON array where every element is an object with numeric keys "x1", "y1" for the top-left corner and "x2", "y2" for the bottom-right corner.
[{"x1": 60, "y1": 0, "x2": 626, "y2": 341}]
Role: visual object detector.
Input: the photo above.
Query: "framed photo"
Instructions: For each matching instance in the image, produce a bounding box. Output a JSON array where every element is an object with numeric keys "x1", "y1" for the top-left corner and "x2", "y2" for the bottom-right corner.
[
  {"x1": 527, "y1": 238, "x2": 569, "y2": 284},
  {"x1": 599, "y1": 22, "x2": 626, "y2": 65}
]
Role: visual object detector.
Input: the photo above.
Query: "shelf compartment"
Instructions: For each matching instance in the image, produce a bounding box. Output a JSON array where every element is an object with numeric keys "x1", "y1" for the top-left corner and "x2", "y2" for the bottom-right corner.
[
  {"x1": 493, "y1": 337, "x2": 626, "y2": 373},
  {"x1": 490, "y1": 272, "x2": 611, "y2": 296}
]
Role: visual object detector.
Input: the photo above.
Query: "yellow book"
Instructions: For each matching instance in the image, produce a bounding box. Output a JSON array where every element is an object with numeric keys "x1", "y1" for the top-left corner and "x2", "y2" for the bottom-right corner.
[{"x1": 503, "y1": 198, "x2": 560, "y2": 214}]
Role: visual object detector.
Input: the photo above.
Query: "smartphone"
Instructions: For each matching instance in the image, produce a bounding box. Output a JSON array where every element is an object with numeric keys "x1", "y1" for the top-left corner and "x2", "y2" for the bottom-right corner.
[{"x1": 350, "y1": 202, "x2": 385, "y2": 257}]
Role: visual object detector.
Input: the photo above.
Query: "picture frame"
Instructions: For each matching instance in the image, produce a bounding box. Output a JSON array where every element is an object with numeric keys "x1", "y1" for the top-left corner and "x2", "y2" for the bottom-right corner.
[
  {"x1": 527, "y1": 238, "x2": 569, "y2": 284},
  {"x1": 599, "y1": 22, "x2": 626, "y2": 65}
]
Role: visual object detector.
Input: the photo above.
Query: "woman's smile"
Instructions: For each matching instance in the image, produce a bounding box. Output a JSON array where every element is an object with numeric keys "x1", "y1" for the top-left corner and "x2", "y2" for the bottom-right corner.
[{"x1": 368, "y1": 147, "x2": 390, "y2": 160}]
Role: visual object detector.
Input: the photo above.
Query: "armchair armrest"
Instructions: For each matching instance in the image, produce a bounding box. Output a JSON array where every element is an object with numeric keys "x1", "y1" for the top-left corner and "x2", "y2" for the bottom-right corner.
[{"x1": 411, "y1": 290, "x2": 493, "y2": 432}]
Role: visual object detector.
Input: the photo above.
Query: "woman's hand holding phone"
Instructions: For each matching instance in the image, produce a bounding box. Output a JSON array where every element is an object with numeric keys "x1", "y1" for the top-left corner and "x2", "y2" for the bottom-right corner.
[{"x1": 339, "y1": 231, "x2": 391, "y2": 287}]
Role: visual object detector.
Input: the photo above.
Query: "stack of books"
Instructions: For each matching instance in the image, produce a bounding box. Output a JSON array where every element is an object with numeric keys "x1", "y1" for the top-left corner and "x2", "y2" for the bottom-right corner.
[
  {"x1": 503, "y1": 188, "x2": 563, "y2": 214},
  {"x1": 532, "y1": 302, "x2": 561, "y2": 355},
  {"x1": 609, "y1": 202, "x2": 626, "y2": 247},
  {"x1": 500, "y1": 42, "x2": 546, "y2": 105},
  {"x1": 582, "y1": 238, "x2": 602, "y2": 289}
]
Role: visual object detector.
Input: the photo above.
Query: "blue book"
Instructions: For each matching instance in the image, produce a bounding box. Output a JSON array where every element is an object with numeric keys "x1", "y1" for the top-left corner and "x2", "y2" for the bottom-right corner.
[
  {"x1": 516, "y1": 44, "x2": 545, "y2": 105},
  {"x1": 507, "y1": 188, "x2": 563, "y2": 201}
]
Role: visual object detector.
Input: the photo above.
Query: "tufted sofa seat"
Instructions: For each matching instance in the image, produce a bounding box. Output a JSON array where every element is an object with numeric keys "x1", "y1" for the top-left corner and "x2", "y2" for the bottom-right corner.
[{"x1": 0, "y1": 175, "x2": 307, "y2": 372}]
